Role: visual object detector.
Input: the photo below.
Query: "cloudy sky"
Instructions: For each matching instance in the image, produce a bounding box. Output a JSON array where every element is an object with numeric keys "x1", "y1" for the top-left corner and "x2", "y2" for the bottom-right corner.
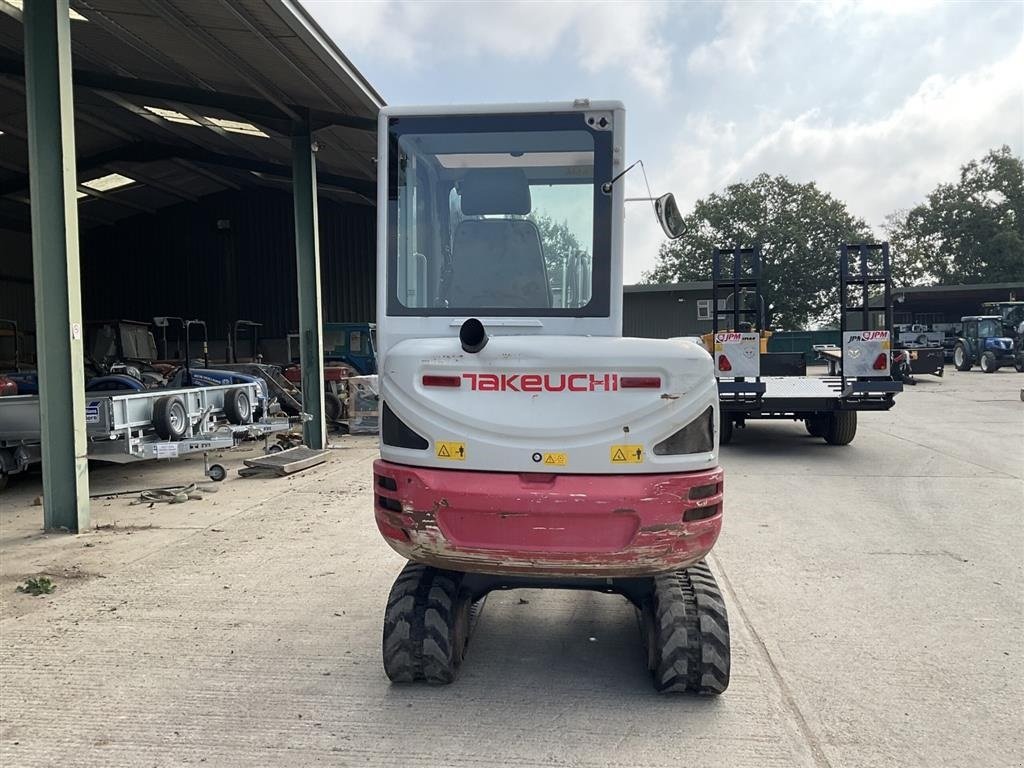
[{"x1": 304, "y1": 0, "x2": 1023, "y2": 283}]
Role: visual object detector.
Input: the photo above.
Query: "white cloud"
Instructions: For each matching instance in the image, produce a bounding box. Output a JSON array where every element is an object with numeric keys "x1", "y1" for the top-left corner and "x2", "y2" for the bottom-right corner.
[
  {"x1": 687, "y1": 1, "x2": 802, "y2": 74},
  {"x1": 625, "y1": 41, "x2": 1024, "y2": 282},
  {"x1": 303, "y1": 0, "x2": 674, "y2": 98}
]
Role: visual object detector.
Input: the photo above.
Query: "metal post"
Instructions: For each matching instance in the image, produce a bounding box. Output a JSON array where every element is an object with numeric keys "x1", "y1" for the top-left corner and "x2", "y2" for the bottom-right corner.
[
  {"x1": 291, "y1": 119, "x2": 326, "y2": 449},
  {"x1": 24, "y1": 0, "x2": 90, "y2": 530}
]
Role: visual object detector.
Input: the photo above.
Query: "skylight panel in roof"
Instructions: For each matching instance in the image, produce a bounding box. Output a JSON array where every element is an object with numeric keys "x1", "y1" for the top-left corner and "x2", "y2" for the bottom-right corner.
[
  {"x1": 143, "y1": 106, "x2": 200, "y2": 126},
  {"x1": 205, "y1": 117, "x2": 269, "y2": 138},
  {"x1": 81, "y1": 173, "x2": 135, "y2": 192}
]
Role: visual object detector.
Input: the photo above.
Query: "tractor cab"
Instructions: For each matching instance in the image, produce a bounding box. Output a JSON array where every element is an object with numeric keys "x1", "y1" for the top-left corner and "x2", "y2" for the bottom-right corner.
[{"x1": 954, "y1": 315, "x2": 1018, "y2": 373}]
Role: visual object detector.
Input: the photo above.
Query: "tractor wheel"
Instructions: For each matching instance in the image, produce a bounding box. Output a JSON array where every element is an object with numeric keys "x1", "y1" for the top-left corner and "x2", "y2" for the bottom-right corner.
[
  {"x1": 953, "y1": 344, "x2": 971, "y2": 371},
  {"x1": 719, "y1": 415, "x2": 734, "y2": 445},
  {"x1": 382, "y1": 562, "x2": 473, "y2": 685},
  {"x1": 223, "y1": 387, "x2": 253, "y2": 425},
  {"x1": 642, "y1": 561, "x2": 730, "y2": 695},
  {"x1": 805, "y1": 415, "x2": 827, "y2": 437},
  {"x1": 324, "y1": 392, "x2": 343, "y2": 422},
  {"x1": 152, "y1": 395, "x2": 188, "y2": 440},
  {"x1": 824, "y1": 411, "x2": 857, "y2": 446},
  {"x1": 980, "y1": 352, "x2": 999, "y2": 374}
]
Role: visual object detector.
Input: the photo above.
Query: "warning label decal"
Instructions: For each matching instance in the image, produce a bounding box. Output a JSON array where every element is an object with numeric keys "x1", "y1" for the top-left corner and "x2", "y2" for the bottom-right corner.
[
  {"x1": 436, "y1": 441, "x2": 466, "y2": 461},
  {"x1": 610, "y1": 445, "x2": 644, "y2": 464}
]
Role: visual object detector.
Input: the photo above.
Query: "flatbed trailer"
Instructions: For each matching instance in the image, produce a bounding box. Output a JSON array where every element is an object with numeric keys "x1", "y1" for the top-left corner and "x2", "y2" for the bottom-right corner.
[
  {"x1": 0, "y1": 382, "x2": 289, "y2": 488},
  {"x1": 713, "y1": 244, "x2": 902, "y2": 445}
]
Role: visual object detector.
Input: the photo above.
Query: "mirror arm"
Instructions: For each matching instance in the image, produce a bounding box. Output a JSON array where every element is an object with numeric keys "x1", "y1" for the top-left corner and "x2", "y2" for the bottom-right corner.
[{"x1": 600, "y1": 160, "x2": 642, "y2": 194}]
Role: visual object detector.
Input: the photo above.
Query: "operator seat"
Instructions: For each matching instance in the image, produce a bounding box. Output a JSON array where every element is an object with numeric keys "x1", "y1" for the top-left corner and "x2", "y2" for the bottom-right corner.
[{"x1": 447, "y1": 168, "x2": 550, "y2": 308}]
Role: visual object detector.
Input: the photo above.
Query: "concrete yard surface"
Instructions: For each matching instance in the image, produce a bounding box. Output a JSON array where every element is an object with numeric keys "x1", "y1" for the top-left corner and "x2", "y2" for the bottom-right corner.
[{"x1": 1, "y1": 368, "x2": 1022, "y2": 767}]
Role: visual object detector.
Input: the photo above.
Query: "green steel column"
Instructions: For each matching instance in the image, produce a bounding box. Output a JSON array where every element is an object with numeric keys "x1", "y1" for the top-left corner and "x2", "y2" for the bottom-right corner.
[
  {"x1": 24, "y1": 0, "x2": 90, "y2": 531},
  {"x1": 291, "y1": 121, "x2": 326, "y2": 449}
]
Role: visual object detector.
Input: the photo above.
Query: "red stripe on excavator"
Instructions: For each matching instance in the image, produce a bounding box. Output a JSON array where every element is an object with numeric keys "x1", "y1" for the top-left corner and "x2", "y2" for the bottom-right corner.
[
  {"x1": 620, "y1": 376, "x2": 661, "y2": 388},
  {"x1": 422, "y1": 375, "x2": 462, "y2": 387}
]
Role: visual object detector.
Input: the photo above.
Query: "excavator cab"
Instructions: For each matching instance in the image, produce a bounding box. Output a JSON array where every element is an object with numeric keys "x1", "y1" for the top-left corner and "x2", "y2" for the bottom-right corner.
[{"x1": 371, "y1": 102, "x2": 730, "y2": 694}]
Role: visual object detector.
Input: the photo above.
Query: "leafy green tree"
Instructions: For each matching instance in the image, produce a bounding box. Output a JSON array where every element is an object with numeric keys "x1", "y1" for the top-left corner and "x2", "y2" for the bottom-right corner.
[
  {"x1": 646, "y1": 174, "x2": 871, "y2": 329},
  {"x1": 884, "y1": 146, "x2": 1024, "y2": 284}
]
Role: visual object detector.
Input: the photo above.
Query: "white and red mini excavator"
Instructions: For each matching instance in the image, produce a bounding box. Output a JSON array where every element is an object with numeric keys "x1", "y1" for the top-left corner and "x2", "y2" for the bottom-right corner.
[{"x1": 372, "y1": 101, "x2": 730, "y2": 693}]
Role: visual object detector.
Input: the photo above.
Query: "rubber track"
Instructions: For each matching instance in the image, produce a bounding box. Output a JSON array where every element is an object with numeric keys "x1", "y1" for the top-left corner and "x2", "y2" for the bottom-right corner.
[
  {"x1": 649, "y1": 561, "x2": 730, "y2": 694},
  {"x1": 382, "y1": 562, "x2": 468, "y2": 684}
]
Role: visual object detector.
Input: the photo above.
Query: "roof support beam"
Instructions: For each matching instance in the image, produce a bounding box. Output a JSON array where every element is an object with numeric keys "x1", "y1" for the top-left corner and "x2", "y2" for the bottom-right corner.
[
  {"x1": 292, "y1": 118, "x2": 326, "y2": 450},
  {"x1": 0, "y1": 142, "x2": 375, "y2": 198},
  {"x1": 0, "y1": 57, "x2": 375, "y2": 132},
  {"x1": 23, "y1": 0, "x2": 90, "y2": 531}
]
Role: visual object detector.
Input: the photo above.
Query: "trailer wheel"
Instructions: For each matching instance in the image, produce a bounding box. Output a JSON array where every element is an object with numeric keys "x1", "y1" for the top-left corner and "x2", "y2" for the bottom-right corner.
[
  {"x1": 805, "y1": 415, "x2": 827, "y2": 437},
  {"x1": 382, "y1": 562, "x2": 472, "y2": 685},
  {"x1": 207, "y1": 463, "x2": 227, "y2": 482},
  {"x1": 324, "y1": 392, "x2": 343, "y2": 423},
  {"x1": 153, "y1": 395, "x2": 188, "y2": 440},
  {"x1": 643, "y1": 561, "x2": 730, "y2": 695},
  {"x1": 979, "y1": 352, "x2": 999, "y2": 374},
  {"x1": 1015, "y1": 361, "x2": 1023, "y2": 373},
  {"x1": 719, "y1": 415, "x2": 733, "y2": 445},
  {"x1": 953, "y1": 344, "x2": 971, "y2": 371},
  {"x1": 224, "y1": 388, "x2": 253, "y2": 424},
  {"x1": 824, "y1": 411, "x2": 857, "y2": 445}
]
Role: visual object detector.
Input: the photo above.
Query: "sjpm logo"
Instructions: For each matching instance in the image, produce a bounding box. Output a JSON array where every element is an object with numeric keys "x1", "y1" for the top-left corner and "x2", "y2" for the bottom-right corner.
[{"x1": 848, "y1": 331, "x2": 890, "y2": 342}]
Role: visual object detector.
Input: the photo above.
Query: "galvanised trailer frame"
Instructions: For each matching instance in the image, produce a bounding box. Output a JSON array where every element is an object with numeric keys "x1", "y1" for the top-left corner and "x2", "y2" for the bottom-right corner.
[{"x1": 0, "y1": 382, "x2": 289, "y2": 488}]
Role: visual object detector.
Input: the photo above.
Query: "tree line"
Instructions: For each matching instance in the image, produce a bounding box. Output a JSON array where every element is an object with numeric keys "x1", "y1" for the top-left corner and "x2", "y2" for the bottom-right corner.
[{"x1": 645, "y1": 146, "x2": 1024, "y2": 330}]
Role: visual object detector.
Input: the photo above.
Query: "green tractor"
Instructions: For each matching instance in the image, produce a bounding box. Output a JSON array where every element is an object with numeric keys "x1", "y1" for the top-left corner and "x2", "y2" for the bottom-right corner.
[{"x1": 953, "y1": 315, "x2": 1022, "y2": 373}]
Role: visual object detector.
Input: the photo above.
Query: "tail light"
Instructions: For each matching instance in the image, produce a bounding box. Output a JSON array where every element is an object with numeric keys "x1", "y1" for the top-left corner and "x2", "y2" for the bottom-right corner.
[
  {"x1": 620, "y1": 376, "x2": 661, "y2": 388},
  {"x1": 873, "y1": 354, "x2": 888, "y2": 371},
  {"x1": 718, "y1": 355, "x2": 732, "y2": 372},
  {"x1": 422, "y1": 375, "x2": 461, "y2": 387}
]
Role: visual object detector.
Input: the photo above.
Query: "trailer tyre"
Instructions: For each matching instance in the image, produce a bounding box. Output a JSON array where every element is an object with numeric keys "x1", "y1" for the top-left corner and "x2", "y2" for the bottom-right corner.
[
  {"x1": 979, "y1": 352, "x2": 999, "y2": 374},
  {"x1": 324, "y1": 392, "x2": 343, "y2": 423},
  {"x1": 643, "y1": 561, "x2": 730, "y2": 695},
  {"x1": 152, "y1": 395, "x2": 188, "y2": 440},
  {"x1": 824, "y1": 411, "x2": 857, "y2": 445},
  {"x1": 953, "y1": 344, "x2": 971, "y2": 371},
  {"x1": 224, "y1": 388, "x2": 253, "y2": 425},
  {"x1": 719, "y1": 415, "x2": 733, "y2": 445},
  {"x1": 383, "y1": 562, "x2": 472, "y2": 685},
  {"x1": 805, "y1": 415, "x2": 827, "y2": 437}
]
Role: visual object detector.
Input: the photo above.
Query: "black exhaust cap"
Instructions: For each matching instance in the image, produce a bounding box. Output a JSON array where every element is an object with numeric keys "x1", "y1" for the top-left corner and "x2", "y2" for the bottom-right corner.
[{"x1": 460, "y1": 318, "x2": 488, "y2": 354}]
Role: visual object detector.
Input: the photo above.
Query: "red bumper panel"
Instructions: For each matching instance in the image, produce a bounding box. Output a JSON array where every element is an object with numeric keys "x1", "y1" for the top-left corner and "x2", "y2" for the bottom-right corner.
[{"x1": 373, "y1": 460, "x2": 724, "y2": 577}]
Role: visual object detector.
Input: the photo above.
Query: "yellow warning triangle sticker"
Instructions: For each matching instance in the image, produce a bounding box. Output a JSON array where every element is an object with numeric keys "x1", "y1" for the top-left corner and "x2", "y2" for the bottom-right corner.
[
  {"x1": 545, "y1": 455, "x2": 557, "y2": 464},
  {"x1": 438, "y1": 445, "x2": 450, "y2": 457},
  {"x1": 612, "y1": 448, "x2": 626, "y2": 462}
]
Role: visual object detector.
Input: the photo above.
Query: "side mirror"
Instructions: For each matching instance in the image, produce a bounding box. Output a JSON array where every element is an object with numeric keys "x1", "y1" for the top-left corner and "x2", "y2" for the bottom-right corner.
[{"x1": 654, "y1": 193, "x2": 685, "y2": 239}]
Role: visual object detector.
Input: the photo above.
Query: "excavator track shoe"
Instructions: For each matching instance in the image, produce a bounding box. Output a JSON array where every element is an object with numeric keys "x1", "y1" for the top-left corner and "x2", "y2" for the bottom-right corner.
[{"x1": 642, "y1": 560, "x2": 731, "y2": 695}]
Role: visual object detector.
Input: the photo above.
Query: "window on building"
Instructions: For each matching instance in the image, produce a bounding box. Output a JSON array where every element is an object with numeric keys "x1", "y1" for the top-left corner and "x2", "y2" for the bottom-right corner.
[
  {"x1": 697, "y1": 299, "x2": 712, "y2": 320},
  {"x1": 915, "y1": 312, "x2": 944, "y2": 325}
]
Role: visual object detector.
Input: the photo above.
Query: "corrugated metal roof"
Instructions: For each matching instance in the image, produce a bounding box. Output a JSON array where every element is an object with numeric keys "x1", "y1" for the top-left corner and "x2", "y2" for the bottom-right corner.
[{"x1": 0, "y1": 0, "x2": 383, "y2": 228}]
